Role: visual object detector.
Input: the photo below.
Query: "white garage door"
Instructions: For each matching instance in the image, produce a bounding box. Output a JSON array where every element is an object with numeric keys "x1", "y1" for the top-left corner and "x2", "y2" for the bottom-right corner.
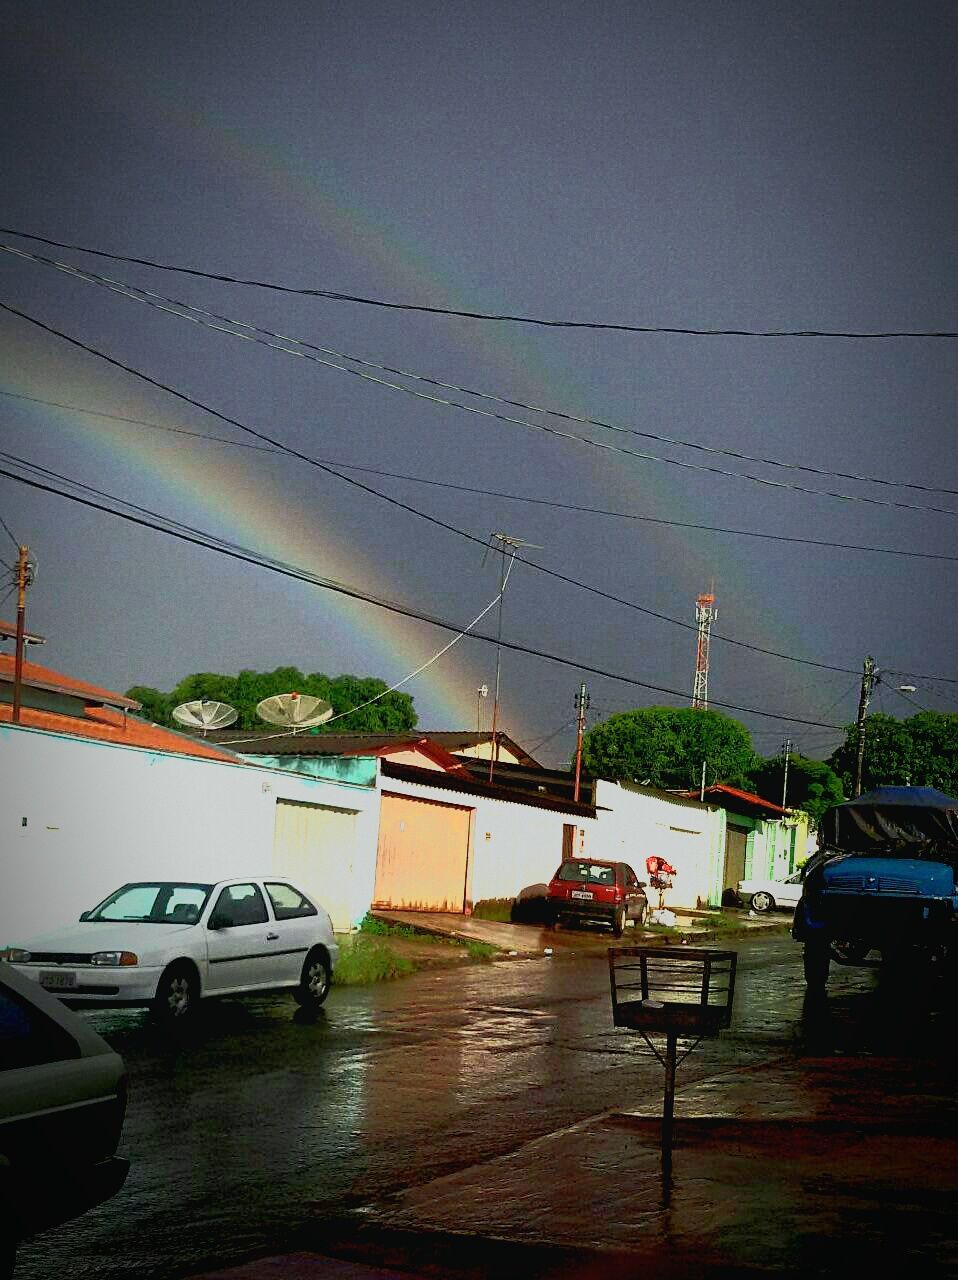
[{"x1": 272, "y1": 799, "x2": 358, "y2": 932}]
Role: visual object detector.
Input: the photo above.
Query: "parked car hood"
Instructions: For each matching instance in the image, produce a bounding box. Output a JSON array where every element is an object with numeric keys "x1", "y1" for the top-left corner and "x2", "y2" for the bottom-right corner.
[{"x1": 14, "y1": 921, "x2": 198, "y2": 954}]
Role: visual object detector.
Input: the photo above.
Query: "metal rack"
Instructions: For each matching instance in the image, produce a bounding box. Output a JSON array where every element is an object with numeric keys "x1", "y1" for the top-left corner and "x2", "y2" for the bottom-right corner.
[{"x1": 609, "y1": 946, "x2": 737, "y2": 1173}]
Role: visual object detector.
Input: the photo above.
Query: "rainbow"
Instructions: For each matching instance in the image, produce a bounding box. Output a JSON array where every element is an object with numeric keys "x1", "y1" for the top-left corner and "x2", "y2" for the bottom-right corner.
[{"x1": 4, "y1": 21, "x2": 828, "y2": 736}]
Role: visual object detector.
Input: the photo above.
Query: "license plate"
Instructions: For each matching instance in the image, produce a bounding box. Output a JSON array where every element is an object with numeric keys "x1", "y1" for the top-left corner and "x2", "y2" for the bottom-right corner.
[
  {"x1": 40, "y1": 970, "x2": 77, "y2": 990},
  {"x1": 571, "y1": 890, "x2": 594, "y2": 900}
]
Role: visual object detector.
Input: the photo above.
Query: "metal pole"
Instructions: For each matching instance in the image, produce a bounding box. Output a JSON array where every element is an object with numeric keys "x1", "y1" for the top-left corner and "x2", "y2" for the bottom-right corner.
[
  {"x1": 781, "y1": 738, "x2": 791, "y2": 810},
  {"x1": 854, "y1": 657, "x2": 877, "y2": 797},
  {"x1": 11, "y1": 545, "x2": 29, "y2": 725},
  {"x1": 573, "y1": 681, "x2": 587, "y2": 803},
  {"x1": 662, "y1": 1030, "x2": 677, "y2": 1176},
  {"x1": 487, "y1": 545, "x2": 506, "y2": 785},
  {"x1": 699, "y1": 758, "x2": 707, "y2": 803}
]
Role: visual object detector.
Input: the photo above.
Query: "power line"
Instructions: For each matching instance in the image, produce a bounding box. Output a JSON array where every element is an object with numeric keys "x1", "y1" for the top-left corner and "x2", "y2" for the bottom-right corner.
[
  {"x1": 1, "y1": 226, "x2": 954, "y2": 339},
  {"x1": 0, "y1": 458, "x2": 847, "y2": 729},
  {"x1": 6, "y1": 388, "x2": 958, "y2": 565},
  {"x1": 0, "y1": 299, "x2": 873, "y2": 677},
  {"x1": 7, "y1": 243, "x2": 958, "y2": 515}
]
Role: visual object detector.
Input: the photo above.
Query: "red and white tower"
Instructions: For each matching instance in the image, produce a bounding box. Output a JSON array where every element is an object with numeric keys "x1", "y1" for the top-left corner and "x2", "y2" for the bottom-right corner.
[{"x1": 692, "y1": 590, "x2": 717, "y2": 709}]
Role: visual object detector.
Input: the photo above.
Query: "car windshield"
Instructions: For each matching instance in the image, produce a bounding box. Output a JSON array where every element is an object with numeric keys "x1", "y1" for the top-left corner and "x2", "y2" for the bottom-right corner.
[
  {"x1": 86, "y1": 883, "x2": 213, "y2": 925},
  {"x1": 555, "y1": 862, "x2": 615, "y2": 885}
]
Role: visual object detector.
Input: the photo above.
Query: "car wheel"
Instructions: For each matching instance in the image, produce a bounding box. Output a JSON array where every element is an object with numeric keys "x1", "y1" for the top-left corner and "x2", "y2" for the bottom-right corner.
[
  {"x1": 294, "y1": 948, "x2": 331, "y2": 1008},
  {"x1": 611, "y1": 907, "x2": 626, "y2": 938},
  {"x1": 750, "y1": 891, "x2": 774, "y2": 913},
  {"x1": 803, "y1": 940, "x2": 830, "y2": 990},
  {"x1": 152, "y1": 962, "x2": 198, "y2": 1022}
]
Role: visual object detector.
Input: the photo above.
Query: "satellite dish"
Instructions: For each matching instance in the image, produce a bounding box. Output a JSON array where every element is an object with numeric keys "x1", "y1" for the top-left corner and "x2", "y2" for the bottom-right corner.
[
  {"x1": 171, "y1": 700, "x2": 239, "y2": 735},
  {"x1": 255, "y1": 691, "x2": 333, "y2": 731}
]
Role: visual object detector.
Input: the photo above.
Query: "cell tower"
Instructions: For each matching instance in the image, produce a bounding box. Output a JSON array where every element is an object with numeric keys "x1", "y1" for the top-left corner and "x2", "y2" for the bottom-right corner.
[{"x1": 692, "y1": 590, "x2": 718, "y2": 709}]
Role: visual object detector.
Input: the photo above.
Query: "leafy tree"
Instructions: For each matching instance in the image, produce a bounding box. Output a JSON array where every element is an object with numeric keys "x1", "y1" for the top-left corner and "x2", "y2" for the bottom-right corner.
[
  {"x1": 829, "y1": 711, "x2": 958, "y2": 795},
  {"x1": 126, "y1": 666, "x2": 417, "y2": 734},
  {"x1": 750, "y1": 753, "x2": 844, "y2": 825},
  {"x1": 581, "y1": 706, "x2": 758, "y2": 790},
  {"x1": 126, "y1": 685, "x2": 171, "y2": 725}
]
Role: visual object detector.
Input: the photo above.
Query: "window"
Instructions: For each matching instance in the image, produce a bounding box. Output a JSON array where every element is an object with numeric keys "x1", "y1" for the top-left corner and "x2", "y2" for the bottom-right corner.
[
  {"x1": 555, "y1": 862, "x2": 615, "y2": 886},
  {"x1": 211, "y1": 883, "x2": 268, "y2": 928},
  {"x1": 265, "y1": 883, "x2": 317, "y2": 921},
  {"x1": 89, "y1": 883, "x2": 213, "y2": 924},
  {"x1": 0, "y1": 983, "x2": 79, "y2": 1071}
]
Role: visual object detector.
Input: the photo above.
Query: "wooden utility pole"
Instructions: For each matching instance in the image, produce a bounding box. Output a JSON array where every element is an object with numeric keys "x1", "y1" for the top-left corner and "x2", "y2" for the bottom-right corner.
[
  {"x1": 781, "y1": 738, "x2": 792, "y2": 810},
  {"x1": 573, "y1": 682, "x2": 589, "y2": 802},
  {"x1": 12, "y1": 545, "x2": 32, "y2": 725},
  {"x1": 854, "y1": 657, "x2": 878, "y2": 797}
]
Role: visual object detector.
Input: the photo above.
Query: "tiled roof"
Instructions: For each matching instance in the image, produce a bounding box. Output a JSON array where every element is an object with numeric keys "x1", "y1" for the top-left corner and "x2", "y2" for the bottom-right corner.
[
  {"x1": 683, "y1": 782, "x2": 790, "y2": 817},
  {"x1": 0, "y1": 653, "x2": 139, "y2": 710},
  {"x1": 0, "y1": 702, "x2": 243, "y2": 763}
]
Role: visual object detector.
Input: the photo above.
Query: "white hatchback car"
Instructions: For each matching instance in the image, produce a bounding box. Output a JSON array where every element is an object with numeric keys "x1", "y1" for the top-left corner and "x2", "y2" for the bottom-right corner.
[
  {"x1": 3, "y1": 878, "x2": 339, "y2": 1022},
  {"x1": 736, "y1": 869, "x2": 804, "y2": 914}
]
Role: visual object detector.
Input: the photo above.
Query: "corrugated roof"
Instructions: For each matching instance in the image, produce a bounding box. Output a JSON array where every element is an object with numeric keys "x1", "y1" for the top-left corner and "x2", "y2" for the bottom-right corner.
[
  {"x1": 0, "y1": 702, "x2": 243, "y2": 763},
  {"x1": 0, "y1": 653, "x2": 139, "y2": 710},
  {"x1": 0, "y1": 619, "x2": 45, "y2": 644},
  {"x1": 381, "y1": 759, "x2": 597, "y2": 817},
  {"x1": 206, "y1": 727, "x2": 542, "y2": 766}
]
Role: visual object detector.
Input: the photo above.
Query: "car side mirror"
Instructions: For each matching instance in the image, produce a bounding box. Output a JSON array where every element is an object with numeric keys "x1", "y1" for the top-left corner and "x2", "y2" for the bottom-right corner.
[
  {"x1": 208, "y1": 913, "x2": 227, "y2": 931},
  {"x1": 79, "y1": 910, "x2": 91, "y2": 921},
  {"x1": 637, "y1": 881, "x2": 648, "y2": 889}
]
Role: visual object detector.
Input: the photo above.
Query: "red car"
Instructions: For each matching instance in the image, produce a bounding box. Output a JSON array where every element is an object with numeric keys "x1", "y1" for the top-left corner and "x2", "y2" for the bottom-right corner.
[{"x1": 547, "y1": 859, "x2": 649, "y2": 937}]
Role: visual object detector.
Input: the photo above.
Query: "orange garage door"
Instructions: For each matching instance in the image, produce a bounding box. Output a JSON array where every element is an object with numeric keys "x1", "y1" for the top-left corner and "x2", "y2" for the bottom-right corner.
[{"x1": 373, "y1": 792, "x2": 473, "y2": 912}]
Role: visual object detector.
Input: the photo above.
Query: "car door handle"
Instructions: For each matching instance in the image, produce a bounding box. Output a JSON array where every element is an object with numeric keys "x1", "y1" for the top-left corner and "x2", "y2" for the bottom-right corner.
[{"x1": 266, "y1": 932, "x2": 279, "y2": 941}]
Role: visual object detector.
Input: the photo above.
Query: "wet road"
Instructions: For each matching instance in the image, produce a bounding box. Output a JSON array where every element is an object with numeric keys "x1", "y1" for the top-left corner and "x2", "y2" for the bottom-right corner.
[{"x1": 16, "y1": 936, "x2": 943, "y2": 1279}]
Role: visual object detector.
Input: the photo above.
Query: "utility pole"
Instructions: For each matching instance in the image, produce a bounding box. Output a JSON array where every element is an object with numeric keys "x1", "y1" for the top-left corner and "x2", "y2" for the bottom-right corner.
[
  {"x1": 781, "y1": 738, "x2": 792, "y2": 810},
  {"x1": 854, "y1": 656, "x2": 878, "y2": 797},
  {"x1": 573, "y1": 682, "x2": 589, "y2": 803},
  {"x1": 485, "y1": 531, "x2": 541, "y2": 784},
  {"x1": 11, "y1": 545, "x2": 33, "y2": 725}
]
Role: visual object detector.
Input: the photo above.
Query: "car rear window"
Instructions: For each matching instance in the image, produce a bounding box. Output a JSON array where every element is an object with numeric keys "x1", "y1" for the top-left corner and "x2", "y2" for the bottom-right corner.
[
  {"x1": 555, "y1": 862, "x2": 615, "y2": 885},
  {"x1": 265, "y1": 882, "x2": 318, "y2": 920}
]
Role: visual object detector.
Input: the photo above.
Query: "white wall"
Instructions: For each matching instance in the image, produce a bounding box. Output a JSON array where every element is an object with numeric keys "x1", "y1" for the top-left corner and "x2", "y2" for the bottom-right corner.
[
  {"x1": 0, "y1": 724, "x2": 379, "y2": 944},
  {"x1": 595, "y1": 781, "x2": 726, "y2": 909},
  {"x1": 380, "y1": 773, "x2": 597, "y2": 905}
]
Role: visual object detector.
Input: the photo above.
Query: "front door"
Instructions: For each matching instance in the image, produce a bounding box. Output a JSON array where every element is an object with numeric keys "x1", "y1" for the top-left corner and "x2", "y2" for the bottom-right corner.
[
  {"x1": 724, "y1": 827, "x2": 748, "y2": 896},
  {"x1": 204, "y1": 882, "x2": 277, "y2": 992}
]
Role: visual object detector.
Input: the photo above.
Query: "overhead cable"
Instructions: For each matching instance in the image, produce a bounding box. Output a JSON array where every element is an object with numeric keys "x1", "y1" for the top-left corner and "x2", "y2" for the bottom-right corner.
[
  {"x1": 0, "y1": 459, "x2": 845, "y2": 729},
  {"x1": 1, "y1": 226, "x2": 954, "y2": 339},
  {"x1": 5, "y1": 389, "x2": 957, "y2": 564},
  {"x1": 0, "y1": 299, "x2": 871, "y2": 678},
  {"x1": 6, "y1": 243, "x2": 958, "y2": 516}
]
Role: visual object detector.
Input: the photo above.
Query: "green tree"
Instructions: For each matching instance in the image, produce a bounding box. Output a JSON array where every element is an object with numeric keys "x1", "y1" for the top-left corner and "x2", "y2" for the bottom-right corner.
[
  {"x1": 750, "y1": 753, "x2": 844, "y2": 825},
  {"x1": 829, "y1": 711, "x2": 958, "y2": 795},
  {"x1": 581, "y1": 706, "x2": 758, "y2": 790},
  {"x1": 126, "y1": 666, "x2": 417, "y2": 734},
  {"x1": 125, "y1": 685, "x2": 171, "y2": 725}
]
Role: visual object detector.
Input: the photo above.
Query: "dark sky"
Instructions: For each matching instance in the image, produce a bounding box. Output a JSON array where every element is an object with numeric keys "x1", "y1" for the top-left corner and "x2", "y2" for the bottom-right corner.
[{"x1": 1, "y1": 1, "x2": 955, "y2": 766}]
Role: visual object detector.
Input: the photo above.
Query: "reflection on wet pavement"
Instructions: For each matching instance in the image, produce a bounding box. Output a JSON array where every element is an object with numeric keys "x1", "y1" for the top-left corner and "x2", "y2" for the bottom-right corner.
[{"x1": 15, "y1": 935, "x2": 952, "y2": 1279}]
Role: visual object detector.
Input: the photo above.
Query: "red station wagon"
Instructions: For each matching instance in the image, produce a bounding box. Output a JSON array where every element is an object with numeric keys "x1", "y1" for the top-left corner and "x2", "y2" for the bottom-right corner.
[{"x1": 547, "y1": 859, "x2": 649, "y2": 937}]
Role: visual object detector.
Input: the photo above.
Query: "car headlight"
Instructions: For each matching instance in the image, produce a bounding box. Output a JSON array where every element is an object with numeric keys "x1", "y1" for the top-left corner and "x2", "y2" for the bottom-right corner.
[
  {"x1": 1, "y1": 947, "x2": 31, "y2": 963},
  {"x1": 91, "y1": 951, "x2": 139, "y2": 966}
]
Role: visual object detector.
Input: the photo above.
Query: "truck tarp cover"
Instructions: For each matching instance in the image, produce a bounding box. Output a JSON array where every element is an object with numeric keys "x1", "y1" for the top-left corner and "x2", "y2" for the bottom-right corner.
[{"x1": 821, "y1": 787, "x2": 958, "y2": 854}]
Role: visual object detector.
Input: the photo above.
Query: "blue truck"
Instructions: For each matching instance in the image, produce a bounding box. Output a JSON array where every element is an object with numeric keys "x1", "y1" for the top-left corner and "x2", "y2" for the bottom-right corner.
[{"x1": 792, "y1": 786, "x2": 958, "y2": 990}]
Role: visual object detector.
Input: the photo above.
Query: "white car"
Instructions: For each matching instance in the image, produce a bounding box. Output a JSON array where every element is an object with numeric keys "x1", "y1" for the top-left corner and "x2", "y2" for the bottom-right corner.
[
  {"x1": 3, "y1": 877, "x2": 339, "y2": 1022},
  {"x1": 737, "y1": 869, "x2": 803, "y2": 914},
  {"x1": 0, "y1": 961, "x2": 128, "y2": 1277}
]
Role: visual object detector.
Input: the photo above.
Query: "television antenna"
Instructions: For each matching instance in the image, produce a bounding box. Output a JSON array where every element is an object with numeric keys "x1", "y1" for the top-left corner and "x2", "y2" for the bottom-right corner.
[
  {"x1": 171, "y1": 700, "x2": 239, "y2": 735},
  {"x1": 255, "y1": 691, "x2": 333, "y2": 732},
  {"x1": 484, "y1": 531, "x2": 543, "y2": 783}
]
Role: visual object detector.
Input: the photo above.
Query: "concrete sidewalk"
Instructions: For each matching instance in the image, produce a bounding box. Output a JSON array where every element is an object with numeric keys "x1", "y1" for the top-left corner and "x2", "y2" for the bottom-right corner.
[
  {"x1": 188, "y1": 1045, "x2": 958, "y2": 1279},
  {"x1": 371, "y1": 907, "x2": 789, "y2": 956}
]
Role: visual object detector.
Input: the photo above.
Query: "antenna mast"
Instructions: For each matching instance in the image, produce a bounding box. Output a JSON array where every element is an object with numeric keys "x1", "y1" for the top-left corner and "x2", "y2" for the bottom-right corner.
[{"x1": 691, "y1": 589, "x2": 717, "y2": 710}]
